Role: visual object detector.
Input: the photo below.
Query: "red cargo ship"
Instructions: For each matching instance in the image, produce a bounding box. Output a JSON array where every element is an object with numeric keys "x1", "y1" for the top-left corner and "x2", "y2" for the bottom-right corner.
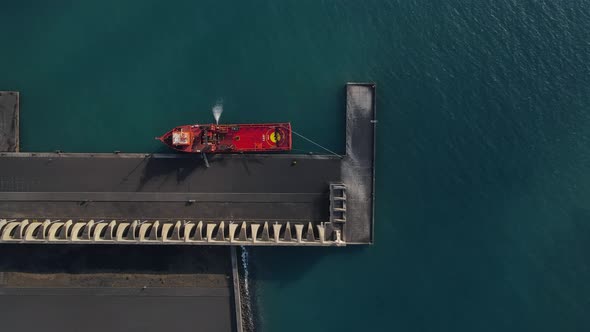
[{"x1": 157, "y1": 123, "x2": 292, "y2": 153}]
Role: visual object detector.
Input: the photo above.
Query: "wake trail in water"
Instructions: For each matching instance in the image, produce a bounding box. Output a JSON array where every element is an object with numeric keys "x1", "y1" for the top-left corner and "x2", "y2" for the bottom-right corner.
[{"x1": 240, "y1": 246, "x2": 255, "y2": 331}]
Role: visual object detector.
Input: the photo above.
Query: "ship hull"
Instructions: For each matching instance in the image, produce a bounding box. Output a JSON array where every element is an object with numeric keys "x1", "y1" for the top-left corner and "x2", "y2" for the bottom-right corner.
[{"x1": 157, "y1": 123, "x2": 292, "y2": 153}]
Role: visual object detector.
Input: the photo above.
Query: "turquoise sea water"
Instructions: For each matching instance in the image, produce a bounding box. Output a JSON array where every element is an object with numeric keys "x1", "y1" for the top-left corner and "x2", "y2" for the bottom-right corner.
[{"x1": 2, "y1": 1, "x2": 590, "y2": 331}]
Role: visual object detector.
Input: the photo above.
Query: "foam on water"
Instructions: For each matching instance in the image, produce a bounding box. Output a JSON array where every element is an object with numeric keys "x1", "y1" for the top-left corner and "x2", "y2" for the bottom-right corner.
[
  {"x1": 240, "y1": 246, "x2": 255, "y2": 331},
  {"x1": 212, "y1": 101, "x2": 223, "y2": 124}
]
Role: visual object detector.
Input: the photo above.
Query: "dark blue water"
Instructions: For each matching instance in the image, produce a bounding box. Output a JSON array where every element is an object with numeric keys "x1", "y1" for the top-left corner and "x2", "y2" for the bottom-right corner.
[
  {"x1": 250, "y1": 1, "x2": 590, "y2": 331},
  {"x1": 1, "y1": 1, "x2": 590, "y2": 331}
]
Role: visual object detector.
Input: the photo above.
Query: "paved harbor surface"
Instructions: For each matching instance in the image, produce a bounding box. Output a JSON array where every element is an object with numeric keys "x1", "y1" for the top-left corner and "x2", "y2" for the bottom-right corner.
[
  {"x1": 0, "y1": 245, "x2": 236, "y2": 332},
  {"x1": 0, "y1": 153, "x2": 341, "y2": 221}
]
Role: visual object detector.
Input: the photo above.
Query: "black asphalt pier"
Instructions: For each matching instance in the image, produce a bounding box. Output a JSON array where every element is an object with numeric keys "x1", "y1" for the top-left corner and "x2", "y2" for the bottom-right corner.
[
  {"x1": 0, "y1": 154, "x2": 341, "y2": 221},
  {"x1": 0, "y1": 245, "x2": 237, "y2": 332},
  {"x1": 0, "y1": 83, "x2": 376, "y2": 246}
]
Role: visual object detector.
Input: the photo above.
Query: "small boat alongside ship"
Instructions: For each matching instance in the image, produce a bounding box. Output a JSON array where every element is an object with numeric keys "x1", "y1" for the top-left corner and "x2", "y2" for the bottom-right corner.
[{"x1": 157, "y1": 122, "x2": 292, "y2": 153}]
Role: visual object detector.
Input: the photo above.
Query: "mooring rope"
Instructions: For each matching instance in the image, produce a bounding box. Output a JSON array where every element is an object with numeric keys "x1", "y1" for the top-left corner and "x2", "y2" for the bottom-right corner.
[{"x1": 290, "y1": 129, "x2": 343, "y2": 158}]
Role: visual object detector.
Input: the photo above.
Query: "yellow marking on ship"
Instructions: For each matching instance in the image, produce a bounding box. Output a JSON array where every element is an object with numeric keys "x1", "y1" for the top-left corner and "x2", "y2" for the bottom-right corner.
[{"x1": 270, "y1": 131, "x2": 281, "y2": 143}]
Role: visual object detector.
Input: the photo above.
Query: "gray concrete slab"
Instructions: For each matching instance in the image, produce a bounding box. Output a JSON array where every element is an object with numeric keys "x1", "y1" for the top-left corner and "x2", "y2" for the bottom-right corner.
[
  {"x1": 342, "y1": 83, "x2": 376, "y2": 244},
  {"x1": 0, "y1": 91, "x2": 19, "y2": 152}
]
